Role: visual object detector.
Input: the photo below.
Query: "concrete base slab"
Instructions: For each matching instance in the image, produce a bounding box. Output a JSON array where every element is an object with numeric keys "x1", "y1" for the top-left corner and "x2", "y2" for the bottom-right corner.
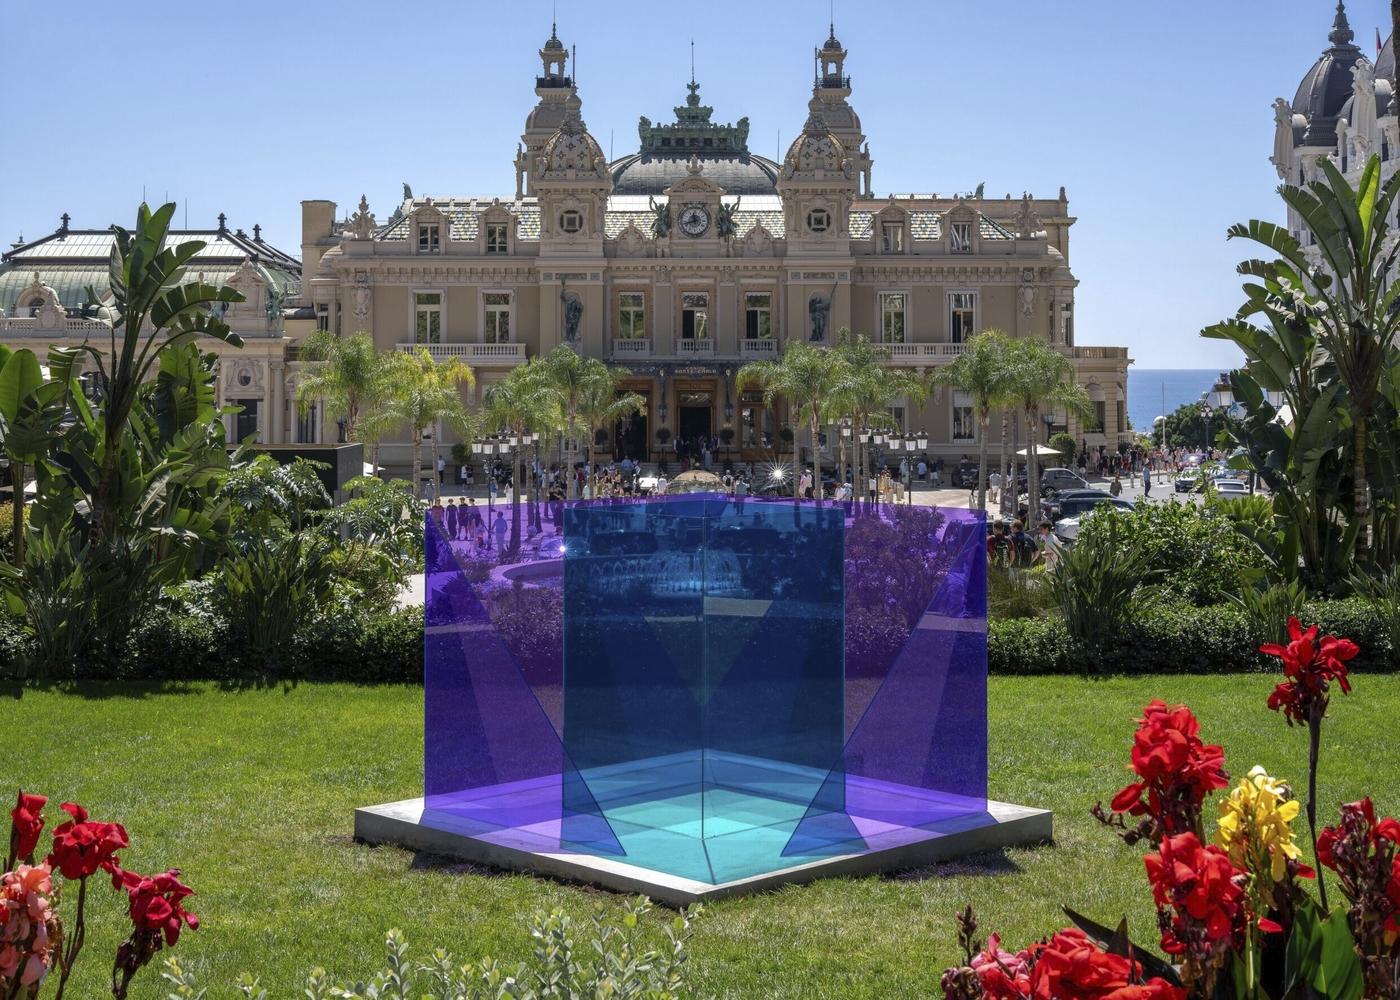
[{"x1": 354, "y1": 796, "x2": 1052, "y2": 906}]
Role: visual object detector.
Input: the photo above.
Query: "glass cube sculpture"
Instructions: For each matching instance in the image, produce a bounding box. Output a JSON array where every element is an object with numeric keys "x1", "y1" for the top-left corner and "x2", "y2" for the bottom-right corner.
[{"x1": 423, "y1": 496, "x2": 988, "y2": 886}]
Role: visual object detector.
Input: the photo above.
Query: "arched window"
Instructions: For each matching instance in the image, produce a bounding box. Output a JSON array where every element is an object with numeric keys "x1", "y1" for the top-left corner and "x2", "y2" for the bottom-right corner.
[{"x1": 26, "y1": 297, "x2": 43, "y2": 318}]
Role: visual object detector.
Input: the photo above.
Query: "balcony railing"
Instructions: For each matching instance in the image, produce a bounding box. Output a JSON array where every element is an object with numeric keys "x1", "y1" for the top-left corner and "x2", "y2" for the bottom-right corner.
[
  {"x1": 880, "y1": 342, "x2": 970, "y2": 363},
  {"x1": 739, "y1": 338, "x2": 778, "y2": 358},
  {"x1": 612, "y1": 338, "x2": 652, "y2": 357},
  {"x1": 0, "y1": 316, "x2": 112, "y2": 337},
  {"x1": 1072, "y1": 346, "x2": 1130, "y2": 360},
  {"x1": 677, "y1": 338, "x2": 715, "y2": 356},
  {"x1": 395, "y1": 342, "x2": 526, "y2": 365}
]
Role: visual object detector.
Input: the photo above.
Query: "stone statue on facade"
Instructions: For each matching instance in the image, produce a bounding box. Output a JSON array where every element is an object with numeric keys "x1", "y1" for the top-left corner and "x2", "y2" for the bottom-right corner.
[
  {"x1": 561, "y1": 290, "x2": 583, "y2": 342},
  {"x1": 352, "y1": 270, "x2": 371, "y2": 319},
  {"x1": 648, "y1": 195, "x2": 672, "y2": 238},
  {"x1": 1013, "y1": 195, "x2": 1041, "y2": 238},
  {"x1": 809, "y1": 291, "x2": 832, "y2": 342}
]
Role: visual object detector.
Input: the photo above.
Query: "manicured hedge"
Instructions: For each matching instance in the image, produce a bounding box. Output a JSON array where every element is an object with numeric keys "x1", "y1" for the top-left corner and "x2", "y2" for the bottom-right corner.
[
  {"x1": 988, "y1": 598, "x2": 1396, "y2": 675},
  {"x1": 3, "y1": 597, "x2": 1392, "y2": 682}
]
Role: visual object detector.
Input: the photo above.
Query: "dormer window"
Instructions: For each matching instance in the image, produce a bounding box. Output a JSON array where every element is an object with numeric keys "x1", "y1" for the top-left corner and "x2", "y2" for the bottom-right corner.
[
  {"x1": 418, "y1": 223, "x2": 440, "y2": 254},
  {"x1": 881, "y1": 223, "x2": 904, "y2": 253},
  {"x1": 806, "y1": 208, "x2": 830, "y2": 234},
  {"x1": 950, "y1": 222, "x2": 972, "y2": 253},
  {"x1": 559, "y1": 210, "x2": 583, "y2": 235},
  {"x1": 486, "y1": 223, "x2": 509, "y2": 253}
]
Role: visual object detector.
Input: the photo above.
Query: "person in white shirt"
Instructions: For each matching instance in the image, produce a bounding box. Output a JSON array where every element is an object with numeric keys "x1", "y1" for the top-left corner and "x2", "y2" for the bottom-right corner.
[
  {"x1": 655, "y1": 475, "x2": 669, "y2": 495},
  {"x1": 988, "y1": 470, "x2": 1002, "y2": 502}
]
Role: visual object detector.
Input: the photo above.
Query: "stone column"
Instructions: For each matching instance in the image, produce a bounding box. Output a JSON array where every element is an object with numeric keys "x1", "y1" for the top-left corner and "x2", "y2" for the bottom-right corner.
[{"x1": 268, "y1": 359, "x2": 286, "y2": 444}]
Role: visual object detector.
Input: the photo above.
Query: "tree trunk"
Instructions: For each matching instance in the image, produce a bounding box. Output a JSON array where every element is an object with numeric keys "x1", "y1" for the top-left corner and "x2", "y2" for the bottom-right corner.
[
  {"x1": 371, "y1": 439, "x2": 381, "y2": 475},
  {"x1": 811, "y1": 416, "x2": 822, "y2": 501},
  {"x1": 412, "y1": 433, "x2": 423, "y2": 501},
  {"x1": 1354, "y1": 416, "x2": 1370, "y2": 558},
  {"x1": 999, "y1": 414, "x2": 1009, "y2": 517},
  {"x1": 1027, "y1": 408, "x2": 1042, "y2": 523},
  {"x1": 510, "y1": 448, "x2": 523, "y2": 557},
  {"x1": 976, "y1": 408, "x2": 989, "y2": 514}
]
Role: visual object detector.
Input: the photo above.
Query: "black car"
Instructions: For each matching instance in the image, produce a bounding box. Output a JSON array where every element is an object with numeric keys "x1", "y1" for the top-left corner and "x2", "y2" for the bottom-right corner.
[{"x1": 1057, "y1": 492, "x2": 1130, "y2": 520}]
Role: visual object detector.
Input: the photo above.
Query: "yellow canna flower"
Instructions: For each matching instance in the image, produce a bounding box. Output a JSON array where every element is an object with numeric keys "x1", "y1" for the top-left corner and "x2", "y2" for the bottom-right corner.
[{"x1": 1216, "y1": 765, "x2": 1302, "y2": 883}]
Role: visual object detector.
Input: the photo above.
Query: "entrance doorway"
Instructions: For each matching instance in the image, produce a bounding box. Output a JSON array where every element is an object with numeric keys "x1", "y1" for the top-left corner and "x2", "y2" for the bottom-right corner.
[
  {"x1": 677, "y1": 390, "x2": 713, "y2": 447},
  {"x1": 614, "y1": 390, "x2": 649, "y2": 460}
]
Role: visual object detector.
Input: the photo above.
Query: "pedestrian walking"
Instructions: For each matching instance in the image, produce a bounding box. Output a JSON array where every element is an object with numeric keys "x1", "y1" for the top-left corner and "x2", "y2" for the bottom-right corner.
[
  {"x1": 1109, "y1": 473, "x2": 1122, "y2": 497},
  {"x1": 493, "y1": 511, "x2": 508, "y2": 553},
  {"x1": 1141, "y1": 465, "x2": 1151, "y2": 496}
]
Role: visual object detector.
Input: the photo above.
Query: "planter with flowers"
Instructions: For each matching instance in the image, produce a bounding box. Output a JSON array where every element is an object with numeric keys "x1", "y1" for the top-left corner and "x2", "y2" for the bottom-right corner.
[
  {"x1": 941, "y1": 617, "x2": 1398, "y2": 999},
  {"x1": 3, "y1": 794, "x2": 196, "y2": 999}
]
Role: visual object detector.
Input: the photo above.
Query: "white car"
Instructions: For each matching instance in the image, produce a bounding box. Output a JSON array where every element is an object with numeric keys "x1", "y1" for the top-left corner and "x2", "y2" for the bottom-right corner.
[
  {"x1": 1053, "y1": 515, "x2": 1084, "y2": 543},
  {"x1": 637, "y1": 475, "x2": 659, "y2": 493},
  {"x1": 1213, "y1": 479, "x2": 1249, "y2": 497}
]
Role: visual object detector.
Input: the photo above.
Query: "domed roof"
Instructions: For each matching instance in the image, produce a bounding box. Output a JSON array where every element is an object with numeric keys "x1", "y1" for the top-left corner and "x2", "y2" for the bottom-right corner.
[
  {"x1": 783, "y1": 113, "x2": 848, "y2": 175},
  {"x1": 822, "y1": 27, "x2": 843, "y2": 52},
  {"x1": 542, "y1": 23, "x2": 565, "y2": 51},
  {"x1": 609, "y1": 152, "x2": 780, "y2": 195},
  {"x1": 1292, "y1": 2, "x2": 1366, "y2": 146},
  {"x1": 539, "y1": 98, "x2": 607, "y2": 177}
]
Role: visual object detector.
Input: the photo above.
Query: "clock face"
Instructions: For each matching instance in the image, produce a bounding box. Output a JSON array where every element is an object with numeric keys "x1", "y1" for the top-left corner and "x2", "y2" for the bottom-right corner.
[{"x1": 679, "y1": 205, "x2": 710, "y2": 237}]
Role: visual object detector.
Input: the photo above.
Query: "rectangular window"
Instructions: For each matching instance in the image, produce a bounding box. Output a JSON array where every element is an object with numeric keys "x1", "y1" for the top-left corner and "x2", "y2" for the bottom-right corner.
[
  {"x1": 483, "y1": 292, "x2": 511, "y2": 343},
  {"x1": 418, "y1": 224, "x2": 440, "y2": 254},
  {"x1": 485, "y1": 223, "x2": 508, "y2": 253},
  {"x1": 1092, "y1": 401, "x2": 1106, "y2": 431},
  {"x1": 950, "y1": 222, "x2": 972, "y2": 253},
  {"x1": 881, "y1": 223, "x2": 904, "y2": 253},
  {"x1": 682, "y1": 291, "x2": 709, "y2": 339},
  {"x1": 618, "y1": 292, "x2": 646, "y2": 339},
  {"x1": 879, "y1": 292, "x2": 906, "y2": 344},
  {"x1": 1060, "y1": 302, "x2": 1073, "y2": 345},
  {"x1": 315, "y1": 303, "x2": 329, "y2": 332},
  {"x1": 952, "y1": 391, "x2": 975, "y2": 442},
  {"x1": 414, "y1": 292, "x2": 442, "y2": 344},
  {"x1": 297, "y1": 402, "x2": 318, "y2": 444},
  {"x1": 744, "y1": 292, "x2": 772, "y2": 339},
  {"x1": 233, "y1": 398, "x2": 261, "y2": 443},
  {"x1": 950, "y1": 292, "x2": 976, "y2": 343}
]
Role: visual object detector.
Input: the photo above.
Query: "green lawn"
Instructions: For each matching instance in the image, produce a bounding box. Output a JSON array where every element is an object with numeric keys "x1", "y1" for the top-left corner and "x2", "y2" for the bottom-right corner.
[{"x1": 2, "y1": 676, "x2": 1396, "y2": 998}]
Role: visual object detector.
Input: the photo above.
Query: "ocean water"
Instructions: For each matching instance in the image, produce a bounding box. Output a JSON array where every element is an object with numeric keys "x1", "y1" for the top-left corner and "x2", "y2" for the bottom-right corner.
[{"x1": 1128, "y1": 369, "x2": 1223, "y2": 433}]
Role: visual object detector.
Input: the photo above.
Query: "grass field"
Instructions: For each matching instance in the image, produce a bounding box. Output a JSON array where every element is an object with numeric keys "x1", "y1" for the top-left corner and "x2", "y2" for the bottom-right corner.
[{"x1": 3, "y1": 675, "x2": 1396, "y2": 998}]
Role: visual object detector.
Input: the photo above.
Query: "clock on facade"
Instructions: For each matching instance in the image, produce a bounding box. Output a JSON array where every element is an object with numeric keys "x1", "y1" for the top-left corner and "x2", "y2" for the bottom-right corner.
[{"x1": 679, "y1": 205, "x2": 710, "y2": 237}]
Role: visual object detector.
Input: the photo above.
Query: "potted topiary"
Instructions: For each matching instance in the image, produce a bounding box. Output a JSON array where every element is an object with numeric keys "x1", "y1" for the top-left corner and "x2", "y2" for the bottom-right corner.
[
  {"x1": 719, "y1": 427, "x2": 735, "y2": 451},
  {"x1": 655, "y1": 428, "x2": 672, "y2": 446}
]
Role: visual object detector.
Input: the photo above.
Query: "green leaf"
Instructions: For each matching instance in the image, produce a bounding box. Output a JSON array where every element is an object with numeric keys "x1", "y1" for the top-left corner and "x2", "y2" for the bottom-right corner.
[
  {"x1": 0, "y1": 348, "x2": 43, "y2": 422},
  {"x1": 1313, "y1": 907, "x2": 1363, "y2": 1000}
]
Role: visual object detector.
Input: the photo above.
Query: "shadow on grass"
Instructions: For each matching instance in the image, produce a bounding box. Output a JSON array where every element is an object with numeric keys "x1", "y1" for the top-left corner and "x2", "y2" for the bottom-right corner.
[
  {"x1": 0, "y1": 678, "x2": 204, "y2": 701},
  {"x1": 884, "y1": 847, "x2": 1032, "y2": 882}
]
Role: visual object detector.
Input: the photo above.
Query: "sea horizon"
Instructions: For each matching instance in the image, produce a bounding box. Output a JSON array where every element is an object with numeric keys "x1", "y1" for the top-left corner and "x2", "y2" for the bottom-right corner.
[{"x1": 1127, "y1": 368, "x2": 1226, "y2": 433}]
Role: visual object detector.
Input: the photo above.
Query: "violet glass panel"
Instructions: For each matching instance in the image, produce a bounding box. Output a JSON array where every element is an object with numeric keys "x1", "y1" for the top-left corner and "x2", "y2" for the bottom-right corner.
[{"x1": 423, "y1": 496, "x2": 987, "y2": 884}]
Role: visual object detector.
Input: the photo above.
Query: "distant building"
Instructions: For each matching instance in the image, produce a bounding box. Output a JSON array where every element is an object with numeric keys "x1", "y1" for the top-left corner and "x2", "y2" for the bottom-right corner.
[
  {"x1": 1271, "y1": 2, "x2": 1398, "y2": 256},
  {"x1": 301, "y1": 21, "x2": 1132, "y2": 474},
  {"x1": 0, "y1": 215, "x2": 319, "y2": 444}
]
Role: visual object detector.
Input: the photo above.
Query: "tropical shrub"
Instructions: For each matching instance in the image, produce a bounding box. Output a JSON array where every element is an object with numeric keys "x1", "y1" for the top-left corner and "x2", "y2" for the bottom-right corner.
[
  {"x1": 1350, "y1": 567, "x2": 1400, "y2": 670},
  {"x1": 946, "y1": 617, "x2": 1396, "y2": 1000},
  {"x1": 159, "y1": 898, "x2": 695, "y2": 999},
  {"x1": 1045, "y1": 515, "x2": 1159, "y2": 647},
  {"x1": 1077, "y1": 501, "x2": 1267, "y2": 607},
  {"x1": 3, "y1": 791, "x2": 196, "y2": 999}
]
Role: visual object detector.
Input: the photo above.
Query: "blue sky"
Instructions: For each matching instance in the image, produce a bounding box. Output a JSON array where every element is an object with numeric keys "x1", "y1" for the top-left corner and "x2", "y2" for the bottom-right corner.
[{"x1": 0, "y1": 1, "x2": 1383, "y2": 368}]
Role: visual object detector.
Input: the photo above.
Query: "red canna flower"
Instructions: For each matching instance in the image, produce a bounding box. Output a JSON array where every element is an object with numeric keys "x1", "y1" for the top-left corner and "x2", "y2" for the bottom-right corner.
[
  {"x1": 1143, "y1": 833, "x2": 1245, "y2": 994},
  {"x1": 45, "y1": 802, "x2": 128, "y2": 881},
  {"x1": 111, "y1": 867, "x2": 199, "y2": 946},
  {"x1": 1102, "y1": 701, "x2": 1228, "y2": 843},
  {"x1": 1260, "y1": 617, "x2": 1357, "y2": 726},
  {"x1": 1315, "y1": 799, "x2": 1400, "y2": 990},
  {"x1": 8, "y1": 790, "x2": 47, "y2": 864},
  {"x1": 1025, "y1": 927, "x2": 1186, "y2": 1000}
]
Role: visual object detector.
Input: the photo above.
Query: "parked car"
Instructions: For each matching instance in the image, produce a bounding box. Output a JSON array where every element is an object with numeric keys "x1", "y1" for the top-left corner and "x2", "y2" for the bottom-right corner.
[
  {"x1": 1040, "y1": 468, "x2": 1090, "y2": 494},
  {"x1": 1056, "y1": 492, "x2": 1134, "y2": 522},
  {"x1": 1212, "y1": 479, "x2": 1250, "y2": 497},
  {"x1": 1041, "y1": 488, "x2": 1109, "y2": 520},
  {"x1": 1174, "y1": 471, "x2": 1203, "y2": 493},
  {"x1": 1054, "y1": 496, "x2": 1135, "y2": 542}
]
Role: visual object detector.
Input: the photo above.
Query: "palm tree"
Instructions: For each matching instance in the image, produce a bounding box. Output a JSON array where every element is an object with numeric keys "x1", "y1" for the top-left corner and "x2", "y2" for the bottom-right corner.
[
  {"x1": 386, "y1": 351, "x2": 475, "y2": 499},
  {"x1": 1003, "y1": 338, "x2": 1092, "y2": 518},
  {"x1": 483, "y1": 362, "x2": 558, "y2": 554},
  {"x1": 737, "y1": 340, "x2": 851, "y2": 500},
  {"x1": 295, "y1": 331, "x2": 399, "y2": 469},
  {"x1": 831, "y1": 331, "x2": 928, "y2": 509},
  {"x1": 535, "y1": 345, "x2": 601, "y2": 496},
  {"x1": 1226, "y1": 155, "x2": 1400, "y2": 558},
  {"x1": 933, "y1": 330, "x2": 1014, "y2": 513},
  {"x1": 576, "y1": 376, "x2": 646, "y2": 495}
]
